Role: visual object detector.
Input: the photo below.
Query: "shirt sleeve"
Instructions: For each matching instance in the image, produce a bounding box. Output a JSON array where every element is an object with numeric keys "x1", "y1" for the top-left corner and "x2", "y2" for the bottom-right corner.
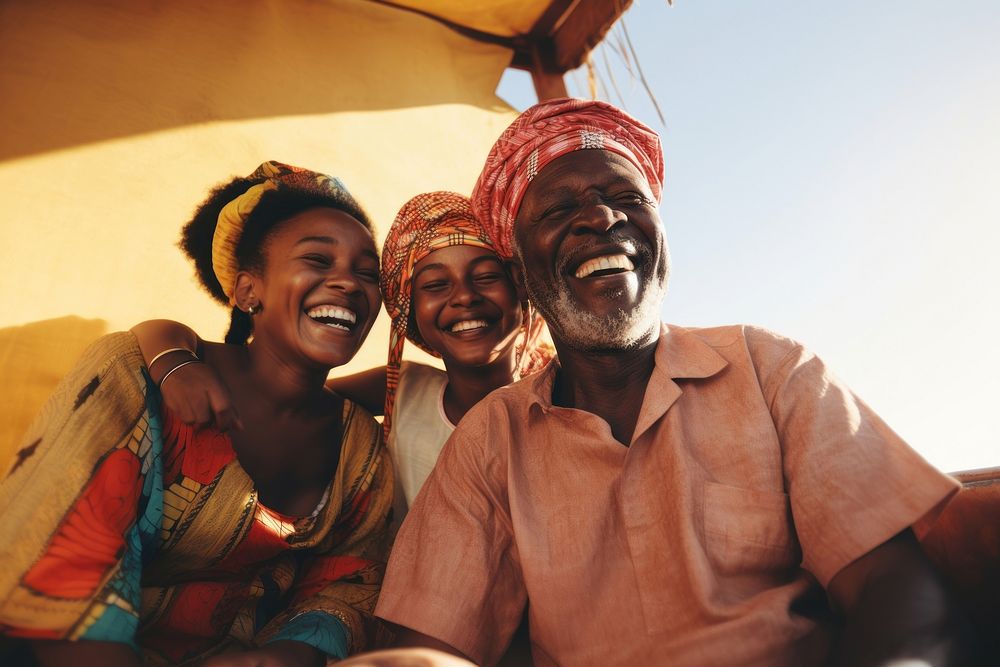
[
  {"x1": 746, "y1": 326, "x2": 960, "y2": 587},
  {"x1": 375, "y1": 402, "x2": 526, "y2": 666},
  {"x1": 257, "y1": 429, "x2": 395, "y2": 658}
]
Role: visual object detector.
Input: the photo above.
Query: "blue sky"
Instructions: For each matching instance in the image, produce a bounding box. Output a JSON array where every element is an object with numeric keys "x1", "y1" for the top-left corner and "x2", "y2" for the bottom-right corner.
[{"x1": 498, "y1": 0, "x2": 1000, "y2": 472}]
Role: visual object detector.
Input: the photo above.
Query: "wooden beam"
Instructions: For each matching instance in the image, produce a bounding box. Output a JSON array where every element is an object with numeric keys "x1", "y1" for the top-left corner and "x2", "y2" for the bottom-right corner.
[
  {"x1": 512, "y1": 0, "x2": 631, "y2": 74},
  {"x1": 366, "y1": 0, "x2": 629, "y2": 78},
  {"x1": 529, "y1": 0, "x2": 581, "y2": 38},
  {"x1": 530, "y1": 41, "x2": 568, "y2": 100},
  {"x1": 549, "y1": 0, "x2": 633, "y2": 72}
]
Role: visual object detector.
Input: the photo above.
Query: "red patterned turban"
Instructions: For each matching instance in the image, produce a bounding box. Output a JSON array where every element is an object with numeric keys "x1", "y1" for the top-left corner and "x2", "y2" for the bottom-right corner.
[{"x1": 470, "y1": 98, "x2": 665, "y2": 260}]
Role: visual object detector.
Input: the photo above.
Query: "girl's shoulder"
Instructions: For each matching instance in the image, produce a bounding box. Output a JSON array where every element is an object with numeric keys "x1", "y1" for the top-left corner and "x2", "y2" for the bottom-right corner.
[{"x1": 399, "y1": 360, "x2": 447, "y2": 386}]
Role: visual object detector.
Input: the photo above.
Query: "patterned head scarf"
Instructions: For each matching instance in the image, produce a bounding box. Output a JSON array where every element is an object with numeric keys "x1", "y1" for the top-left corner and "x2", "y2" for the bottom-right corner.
[
  {"x1": 470, "y1": 98, "x2": 665, "y2": 260},
  {"x1": 212, "y1": 160, "x2": 368, "y2": 305},
  {"x1": 381, "y1": 191, "x2": 552, "y2": 437}
]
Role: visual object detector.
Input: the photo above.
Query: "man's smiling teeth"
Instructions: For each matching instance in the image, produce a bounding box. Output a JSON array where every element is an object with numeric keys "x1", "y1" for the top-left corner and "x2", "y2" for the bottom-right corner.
[
  {"x1": 574, "y1": 253, "x2": 635, "y2": 279},
  {"x1": 450, "y1": 319, "x2": 488, "y2": 333},
  {"x1": 306, "y1": 305, "x2": 357, "y2": 330}
]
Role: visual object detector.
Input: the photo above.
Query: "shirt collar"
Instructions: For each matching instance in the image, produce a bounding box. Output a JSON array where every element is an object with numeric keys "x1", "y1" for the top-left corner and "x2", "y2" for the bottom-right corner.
[
  {"x1": 655, "y1": 323, "x2": 729, "y2": 380},
  {"x1": 525, "y1": 323, "x2": 729, "y2": 410},
  {"x1": 627, "y1": 323, "x2": 729, "y2": 442}
]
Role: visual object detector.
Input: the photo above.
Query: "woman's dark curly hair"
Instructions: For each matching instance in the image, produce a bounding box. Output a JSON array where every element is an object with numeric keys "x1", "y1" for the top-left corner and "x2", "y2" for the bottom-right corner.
[{"x1": 180, "y1": 175, "x2": 376, "y2": 345}]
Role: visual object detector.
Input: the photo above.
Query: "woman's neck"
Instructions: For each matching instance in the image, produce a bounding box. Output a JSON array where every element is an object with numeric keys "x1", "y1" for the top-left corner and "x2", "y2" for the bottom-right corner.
[
  {"x1": 235, "y1": 341, "x2": 331, "y2": 415},
  {"x1": 440, "y1": 352, "x2": 517, "y2": 426}
]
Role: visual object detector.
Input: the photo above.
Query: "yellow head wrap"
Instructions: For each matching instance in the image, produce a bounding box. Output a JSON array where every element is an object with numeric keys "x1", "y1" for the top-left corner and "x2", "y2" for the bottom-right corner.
[{"x1": 211, "y1": 161, "x2": 366, "y2": 305}]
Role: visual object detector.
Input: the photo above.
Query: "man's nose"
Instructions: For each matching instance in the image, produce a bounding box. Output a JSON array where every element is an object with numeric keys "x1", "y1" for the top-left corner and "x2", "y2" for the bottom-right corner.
[{"x1": 571, "y1": 198, "x2": 627, "y2": 235}]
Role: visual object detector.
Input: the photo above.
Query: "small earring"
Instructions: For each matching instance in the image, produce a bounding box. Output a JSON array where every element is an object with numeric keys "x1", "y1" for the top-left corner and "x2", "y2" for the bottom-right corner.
[{"x1": 246, "y1": 303, "x2": 258, "y2": 316}]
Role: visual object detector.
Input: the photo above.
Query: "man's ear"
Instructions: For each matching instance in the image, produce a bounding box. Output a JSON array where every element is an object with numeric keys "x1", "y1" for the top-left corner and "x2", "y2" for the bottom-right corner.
[
  {"x1": 233, "y1": 271, "x2": 259, "y2": 312},
  {"x1": 506, "y1": 259, "x2": 529, "y2": 302}
]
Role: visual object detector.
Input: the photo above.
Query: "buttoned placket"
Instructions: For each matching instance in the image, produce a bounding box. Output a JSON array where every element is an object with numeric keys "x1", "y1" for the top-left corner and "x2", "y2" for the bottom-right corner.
[
  {"x1": 619, "y1": 362, "x2": 685, "y2": 635},
  {"x1": 525, "y1": 325, "x2": 729, "y2": 638}
]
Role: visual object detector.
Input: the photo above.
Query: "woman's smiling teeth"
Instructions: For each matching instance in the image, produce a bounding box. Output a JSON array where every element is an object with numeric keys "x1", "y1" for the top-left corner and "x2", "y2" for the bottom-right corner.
[
  {"x1": 306, "y1": 305, "x2": 357, "y2": 331},
  {"x1": 450, "y1": 319, "x2": 489, "y2": 333},
  {"x1": 574, "y1": 253, "x2": 635, "y2": 279}
]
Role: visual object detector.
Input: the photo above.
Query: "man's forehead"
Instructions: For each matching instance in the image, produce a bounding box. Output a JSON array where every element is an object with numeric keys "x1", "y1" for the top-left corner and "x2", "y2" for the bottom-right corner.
[{"x1": 523, "y1": 150, "x2": 651, "y2": 203}]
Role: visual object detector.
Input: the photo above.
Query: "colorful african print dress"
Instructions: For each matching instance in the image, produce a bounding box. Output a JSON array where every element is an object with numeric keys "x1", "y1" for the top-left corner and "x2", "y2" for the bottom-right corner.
[{"x1": 0, "y1": 333, "x2": 393, "y2": 665}]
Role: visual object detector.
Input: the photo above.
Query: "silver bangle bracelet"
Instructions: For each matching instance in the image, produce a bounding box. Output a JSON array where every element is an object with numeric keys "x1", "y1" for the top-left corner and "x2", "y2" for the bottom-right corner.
[
  {"x1": 158, "y1": 359, "x2": 202, "y2": 388},
  {"x1": 149, "y1": 346, "x2": 196, "y2": 368}
]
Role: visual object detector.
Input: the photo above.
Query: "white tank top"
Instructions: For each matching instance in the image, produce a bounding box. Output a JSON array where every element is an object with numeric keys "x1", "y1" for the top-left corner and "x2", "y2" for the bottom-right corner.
[{"x1": 387, "y1": 361, "x2": 455, "y2": 509}]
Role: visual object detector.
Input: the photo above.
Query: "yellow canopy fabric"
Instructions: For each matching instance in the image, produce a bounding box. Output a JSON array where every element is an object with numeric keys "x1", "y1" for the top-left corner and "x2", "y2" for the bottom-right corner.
[
  {"x1": 0, "y1": 0, "x2": 526, "y2": 465},
  {"x1": 379, "y1": 0, "x2": 550, "y2": 37}
]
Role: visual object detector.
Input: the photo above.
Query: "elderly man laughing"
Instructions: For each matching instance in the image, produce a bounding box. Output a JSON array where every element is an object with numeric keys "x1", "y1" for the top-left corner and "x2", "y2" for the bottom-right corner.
[{"x1": 373, "y1": 99, "x2": 972, "y2": 667}]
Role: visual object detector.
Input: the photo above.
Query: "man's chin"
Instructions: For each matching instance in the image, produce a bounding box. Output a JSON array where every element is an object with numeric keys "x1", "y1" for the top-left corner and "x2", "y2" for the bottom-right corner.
[
  {"x1": 545, "y1": 302, "x2": 660, "y2": 352},
  {"x1": 570, "y1": 323, "x2": 659, "y2": 353},
  {"x1": 525, "y1": 273, "x2": 665, "y2": 352}
]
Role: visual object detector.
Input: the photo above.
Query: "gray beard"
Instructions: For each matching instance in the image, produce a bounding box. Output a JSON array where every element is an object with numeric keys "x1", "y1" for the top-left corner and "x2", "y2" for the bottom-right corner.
[{"x1": 516, "y1": 244, "x2": 669, "y2": 353}]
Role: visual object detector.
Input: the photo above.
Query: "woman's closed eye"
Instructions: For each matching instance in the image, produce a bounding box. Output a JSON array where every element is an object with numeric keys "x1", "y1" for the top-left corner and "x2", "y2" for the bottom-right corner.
[
  {"x1": 355, "y1": 267, "x2": 380, "y2": 283},
  {"x1": 301, "y1": 253, "x2": 331, "y2": 267},
  {"x1": 417, "y1": 279, "x2": 450, "y2": 292},
  {"x1": 473, "y1": 271, "x2": 503, "y2": 284}
]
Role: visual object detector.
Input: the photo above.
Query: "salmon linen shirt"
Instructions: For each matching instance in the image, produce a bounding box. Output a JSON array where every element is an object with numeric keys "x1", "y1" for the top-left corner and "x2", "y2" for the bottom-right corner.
[{"x1": 375, "y1": 324, "x2": 959, "y2": 666}]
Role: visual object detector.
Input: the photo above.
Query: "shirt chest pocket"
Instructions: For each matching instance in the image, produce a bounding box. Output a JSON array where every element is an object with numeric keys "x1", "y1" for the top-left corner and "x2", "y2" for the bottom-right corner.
[{"x1": 702, "y1": 481, "x2": 800, "y2": 575}]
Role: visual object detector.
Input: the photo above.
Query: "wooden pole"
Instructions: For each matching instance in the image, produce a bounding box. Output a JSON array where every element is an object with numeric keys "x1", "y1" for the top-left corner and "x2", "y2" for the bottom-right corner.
[{"x1": 530, "y1": 42, "x2": 568, "y2": 101}]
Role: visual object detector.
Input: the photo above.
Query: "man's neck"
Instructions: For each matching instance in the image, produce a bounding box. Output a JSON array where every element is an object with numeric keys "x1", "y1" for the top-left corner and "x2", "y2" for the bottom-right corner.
[{"x1": 551, "y1": 327, "x2": 660, "y2": 446}]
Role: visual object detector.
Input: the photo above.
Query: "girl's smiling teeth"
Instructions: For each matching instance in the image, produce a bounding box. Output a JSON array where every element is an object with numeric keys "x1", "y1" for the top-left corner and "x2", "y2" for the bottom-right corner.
[
  {"x1": 574, "y1": 253, "x2": 635, "y2": 279},
  {"x1": 450, "y1": 319, "x2": 489, "y2": 333},
  {"x1": 306, "y1": 304, "x2": 357, "y2": 331}
]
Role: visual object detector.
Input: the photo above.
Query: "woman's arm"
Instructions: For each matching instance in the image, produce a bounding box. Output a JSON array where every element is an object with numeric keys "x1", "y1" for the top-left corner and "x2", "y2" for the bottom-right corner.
[
  {"x1": 199, "y1": 640, "x2": 324, "y2": 667},
  {"x1": 326, "y1": 366, "x2": 388, "y2": 416},
  {"x1": 129, "y1": 319, "x2": 240, "y2": 431},
  {"x1": 338, "y1": 647, "x2": 475, "y2": 667},
  {"x1": 390, "y1": 627, "x2": 472, "y2": 660},
  {"x1": 130, "y1": 318, "x2": 201, "y2": 367},
  {"x1": 31, "y1": 640, "x2": 143, "y2": 667}
]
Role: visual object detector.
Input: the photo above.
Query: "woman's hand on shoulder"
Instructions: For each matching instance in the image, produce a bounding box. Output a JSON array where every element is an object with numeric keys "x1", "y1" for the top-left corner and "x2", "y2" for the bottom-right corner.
[
  {"x1": 199, "y1": 641, "x2": 324, "y2": 667},
  {"x1": 160, "y1": 357, "x2": 241, "y2": 432},
  {"x1": 130, "y1": 319, "x2": 240, "y2": 432}
]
